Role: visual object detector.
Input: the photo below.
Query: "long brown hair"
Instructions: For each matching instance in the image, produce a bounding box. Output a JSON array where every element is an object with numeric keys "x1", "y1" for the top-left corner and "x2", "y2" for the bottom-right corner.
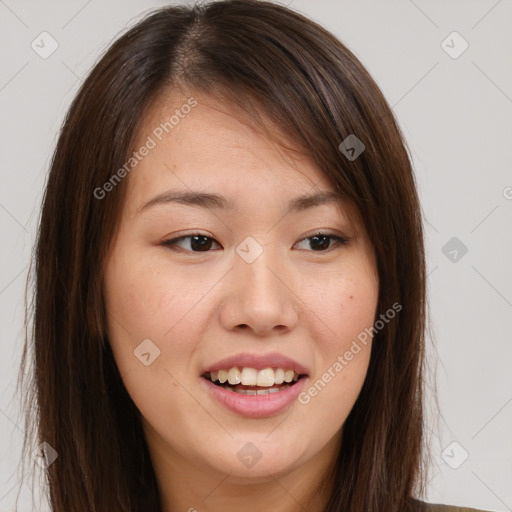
[{"x1": 16, "y1": 1, "x2": 428, "y2": 510}]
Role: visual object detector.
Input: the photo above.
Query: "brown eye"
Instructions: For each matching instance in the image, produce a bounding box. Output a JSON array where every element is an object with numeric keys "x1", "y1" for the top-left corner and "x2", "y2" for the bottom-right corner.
[
  {"x1": 162, "y1": 235, "x2": 221, "y2": 252},
  {"x1": 295, "y1": 233, "x2": 349, "y2": 252}
]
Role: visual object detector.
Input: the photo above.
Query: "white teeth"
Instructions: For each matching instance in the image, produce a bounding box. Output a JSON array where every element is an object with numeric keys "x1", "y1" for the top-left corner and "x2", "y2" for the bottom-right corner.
[
  {"x1": 218, "y1": 369, "x2": 228, "y2": 383},
  {"x1": 227, "y1": 367, "x2": 241, "y2": 385},
  {"x1": 274, "y1": 368, "x2": 285, "y2": 384},
  {"x1": 257, "y1": 368, "x2": 274, "y2": 387},
  {"x1": 241, "y1": 367, "x2": 258, "y2": 386},
  {"x1": 227, "y1": 385, "x2": 291, "y2": 395},
  {"x1": 206, "y1": 367, "x2": 302, "y2": 385},
  {"x1": 284, "y1": 369, "x2": 295, "y2": 383}
]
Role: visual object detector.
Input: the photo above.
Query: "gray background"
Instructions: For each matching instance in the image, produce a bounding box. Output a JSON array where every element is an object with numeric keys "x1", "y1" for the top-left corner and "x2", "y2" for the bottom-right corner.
[{"x1": 1, "y1": 0, "x2": 511, "y2": 510}]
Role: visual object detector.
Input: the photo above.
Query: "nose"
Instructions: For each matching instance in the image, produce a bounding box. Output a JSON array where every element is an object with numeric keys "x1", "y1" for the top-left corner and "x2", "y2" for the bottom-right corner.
[{"x1": 219, "y1": 247, "x2": 300, "y2": 337}]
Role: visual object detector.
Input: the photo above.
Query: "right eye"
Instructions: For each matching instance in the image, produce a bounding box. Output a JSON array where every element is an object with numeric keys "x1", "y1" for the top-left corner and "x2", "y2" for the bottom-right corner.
[{"x1": 161, "y1": 234, "x2": 222, "y2": 253}]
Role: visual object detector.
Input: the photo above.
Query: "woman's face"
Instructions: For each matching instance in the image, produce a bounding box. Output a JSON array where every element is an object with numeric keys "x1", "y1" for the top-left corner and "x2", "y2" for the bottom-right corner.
[{"x1": 103, "y1": 91, "x2": 379, "y2": 494}]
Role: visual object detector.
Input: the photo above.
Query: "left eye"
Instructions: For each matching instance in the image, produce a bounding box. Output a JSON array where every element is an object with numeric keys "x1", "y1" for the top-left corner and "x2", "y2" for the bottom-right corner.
[
  {"x1": 161, "y1": 232, "x2": 349, "y2": 253},
  {"x1": 294, "y1": 233, "x2": 349, "y2": 252}
]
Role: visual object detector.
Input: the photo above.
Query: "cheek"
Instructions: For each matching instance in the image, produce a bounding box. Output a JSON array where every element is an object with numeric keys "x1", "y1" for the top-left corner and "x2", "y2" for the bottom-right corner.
[
  {"x1": 304, "y1": 267, "x2": 378, "y2": 354},
  {"x1": 297, "y1": 262, "x2": 378, "y2": 418},
  {"x1": 102, "y1": 252, "x2": 205, "y2": 421},
  {"x1": 103, "y1": 248, "x2": 229, "y2": 391},
  {"x1": 102, "y1": 250, "x2": 185, "y2": 378},
  {"x1": 104, "y1": 250, "x2": 205, "y2": 341}
]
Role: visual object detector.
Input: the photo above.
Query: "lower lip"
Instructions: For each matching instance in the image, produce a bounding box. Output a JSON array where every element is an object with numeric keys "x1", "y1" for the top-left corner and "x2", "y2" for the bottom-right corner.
[{"x1": 200, "y1": 376, "x2": 308, "y2": 418}]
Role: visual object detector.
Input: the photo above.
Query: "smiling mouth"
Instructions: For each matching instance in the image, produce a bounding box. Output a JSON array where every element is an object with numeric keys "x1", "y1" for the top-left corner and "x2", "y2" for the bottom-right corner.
[{"x1": 202, "y1": 367, "x2": 308, "y2": 395}]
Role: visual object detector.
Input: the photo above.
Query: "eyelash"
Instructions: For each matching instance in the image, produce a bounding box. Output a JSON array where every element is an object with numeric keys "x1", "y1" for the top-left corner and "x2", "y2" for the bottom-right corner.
[{"x1": 161, "y1": 231, "x2": 350, "y2": 254}]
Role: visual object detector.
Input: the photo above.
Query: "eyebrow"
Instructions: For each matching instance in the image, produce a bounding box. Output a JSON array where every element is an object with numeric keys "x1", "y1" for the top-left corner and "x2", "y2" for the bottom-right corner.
[{"x1": 137, "y1": 189, "x2": 344, "y2": 215}]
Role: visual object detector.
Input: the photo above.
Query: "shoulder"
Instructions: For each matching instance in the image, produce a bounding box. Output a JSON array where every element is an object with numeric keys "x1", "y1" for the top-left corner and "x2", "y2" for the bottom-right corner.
[{"x1": 413, "y1": 499, "x2": 494, "y2": 512}]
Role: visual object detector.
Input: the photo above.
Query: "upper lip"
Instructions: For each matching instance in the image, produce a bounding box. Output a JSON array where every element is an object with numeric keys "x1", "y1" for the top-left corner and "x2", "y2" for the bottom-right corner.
[{"x1": 202, "y1": 352, "x2": 310, "y2": 375}]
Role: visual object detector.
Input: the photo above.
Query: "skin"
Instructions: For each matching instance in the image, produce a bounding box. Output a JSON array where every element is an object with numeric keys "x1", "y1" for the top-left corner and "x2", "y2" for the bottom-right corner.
[{"x1": 103, "y1": 89, "x2": 379, "y2": 512}]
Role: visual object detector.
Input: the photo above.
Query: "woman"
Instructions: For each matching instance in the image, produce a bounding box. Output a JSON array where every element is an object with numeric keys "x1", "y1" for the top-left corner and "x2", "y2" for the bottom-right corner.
[{"x1": 16, "y1": 1, "x2": 491, "y2": 511}]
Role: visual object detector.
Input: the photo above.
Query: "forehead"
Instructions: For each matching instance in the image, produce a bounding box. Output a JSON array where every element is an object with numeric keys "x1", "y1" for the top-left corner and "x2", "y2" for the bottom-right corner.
[{"x1": 125, "y1": 90, "x2": 341, "y2": 209}]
